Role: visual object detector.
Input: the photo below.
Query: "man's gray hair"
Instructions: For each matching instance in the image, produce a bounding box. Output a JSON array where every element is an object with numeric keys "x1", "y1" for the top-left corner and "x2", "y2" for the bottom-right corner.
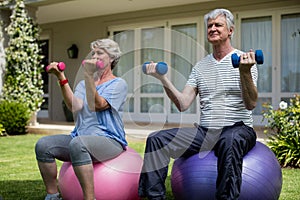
[
  {"x1": 204, "y1": 8, "x2": 235, "y2": 37},
  {"x1": 90, "y1": 39, "x2": 122, "y2": 69}
]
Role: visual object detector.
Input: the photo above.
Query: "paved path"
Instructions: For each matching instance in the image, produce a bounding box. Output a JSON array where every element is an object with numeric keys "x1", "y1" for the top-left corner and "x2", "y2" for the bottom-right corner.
[{"x1": 28, "y1": 121, "x2": 268, "y2": 143}]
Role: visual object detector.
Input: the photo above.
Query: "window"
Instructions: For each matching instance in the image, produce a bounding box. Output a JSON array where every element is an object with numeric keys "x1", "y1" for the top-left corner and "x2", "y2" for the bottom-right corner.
[
  {"x1": 110, "y1": 8, "x2": 300, "y2": 126},
  {"x1": 113, "y1": 30, "x2": 135, "y2": 113},
  {"x1": 241, "y1": 16, "x2": 272, "y2": 115},
  {"x1": 238, "y1": 8, "x2": 300, "y2": 126},
  {"x1": 110, "y1": 19, "x2": 200, "y2": 123},
  {"x1": 38, "y1": 39, "x2": 50, "y2": 118},
  {"x1": 281, "y1": 13, "x2": 300, "y2": 93},
  {"x1": 171, "y1": 23, "x2": 197, "y2": 114}
]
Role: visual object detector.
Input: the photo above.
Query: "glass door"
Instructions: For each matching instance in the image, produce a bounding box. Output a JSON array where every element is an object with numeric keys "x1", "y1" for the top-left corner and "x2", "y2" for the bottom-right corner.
[
  {"x1": 280, "y1": 13, "x2": 300, "y2": 104},
  {"x1": 238, "y1": 9, "x2": 300, "y2": 126},
  {"x1": 167, "y1": 22, "x2": 200, "y2": 123},
  {"x1": 112, "y1": 25, "x2": 167, "y2": 124},
  {"x1": 240, "y1": 16, "x2": 273, "y2": 125},
  {"x1": 110, "y1": 18, "x2": 201, "y2": 124},
  {"x1": 38, "y1": 39, "x2": 49, "y2": 118}
]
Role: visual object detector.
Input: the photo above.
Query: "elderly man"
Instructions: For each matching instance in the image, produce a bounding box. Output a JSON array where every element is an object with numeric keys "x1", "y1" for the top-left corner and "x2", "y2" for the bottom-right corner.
[{"x1": 139, "y1": 8, "x2": 258, "y2": 200}]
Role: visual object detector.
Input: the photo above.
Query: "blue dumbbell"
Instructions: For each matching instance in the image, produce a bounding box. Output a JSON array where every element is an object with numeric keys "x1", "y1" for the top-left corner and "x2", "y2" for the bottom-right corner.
[
  {"x1": 231, "y1": 50, "x2": 264, "y2": 68},
  {"x1": 142, "y1": 61, "x2": 168, "y2": 75}
]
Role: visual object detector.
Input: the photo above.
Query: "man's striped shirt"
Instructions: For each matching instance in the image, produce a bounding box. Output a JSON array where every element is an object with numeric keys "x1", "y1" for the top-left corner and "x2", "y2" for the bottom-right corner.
[{"x1": 186, "y1": 49, "x2": 258, "y2": 129}]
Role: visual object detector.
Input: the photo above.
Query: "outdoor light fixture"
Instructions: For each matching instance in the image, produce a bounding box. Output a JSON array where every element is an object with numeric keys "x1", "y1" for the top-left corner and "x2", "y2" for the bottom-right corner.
[{"x1": 67, "y1": 44, "x2": 78, "y2": 59}]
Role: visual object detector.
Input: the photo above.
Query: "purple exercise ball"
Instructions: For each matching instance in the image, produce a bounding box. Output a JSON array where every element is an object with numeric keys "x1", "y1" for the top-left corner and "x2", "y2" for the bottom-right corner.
[{"x1": 171, "y1": 142, "x2": 282, "y2": 200}]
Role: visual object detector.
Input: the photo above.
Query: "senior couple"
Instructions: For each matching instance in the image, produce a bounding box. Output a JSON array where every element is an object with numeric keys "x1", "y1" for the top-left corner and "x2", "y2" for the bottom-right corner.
[{"x1": 35, "y1": 8, "x2": 258, "y2": 200}]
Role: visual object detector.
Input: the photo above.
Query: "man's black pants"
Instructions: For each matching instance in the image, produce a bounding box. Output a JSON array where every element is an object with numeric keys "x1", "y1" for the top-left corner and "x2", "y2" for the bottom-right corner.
[{"x1": 138, "y1": 121, "x2": 257, "y2": 200}]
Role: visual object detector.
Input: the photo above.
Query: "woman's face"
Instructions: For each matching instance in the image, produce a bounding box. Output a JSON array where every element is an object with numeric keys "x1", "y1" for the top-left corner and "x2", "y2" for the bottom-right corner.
[{"x1": 91, "y1": 48, "x2": 112, "y2": 68}]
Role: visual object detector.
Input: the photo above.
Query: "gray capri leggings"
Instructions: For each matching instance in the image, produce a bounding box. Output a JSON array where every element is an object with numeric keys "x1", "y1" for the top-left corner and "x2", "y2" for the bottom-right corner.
[{"x1": 35, "y1": 134, "x2": 124, "y2": 166}]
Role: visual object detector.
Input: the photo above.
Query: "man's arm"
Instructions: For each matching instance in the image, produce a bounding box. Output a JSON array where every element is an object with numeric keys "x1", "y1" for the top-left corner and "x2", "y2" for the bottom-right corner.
[
  {"x1": 239, "y1": 69, "x2": 258, "y2": 110},
  {"x1": 161, "y1": 77, "x2": 198, "y2": 112},
  {"x1": 239, "y1": 51, "x2": 258, "y2": 110},
  {"x1": 144, "y1": 62, "x2": 197, "y2": 112}
]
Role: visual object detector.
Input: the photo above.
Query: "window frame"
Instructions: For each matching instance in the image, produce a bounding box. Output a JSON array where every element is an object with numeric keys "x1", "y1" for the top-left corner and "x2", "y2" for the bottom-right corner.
[
  {"x1": 235, "y1": 6, "x2": 300, "y2": 125},
  {"x1": 108, "y1": 17, "x2": 202, "y2": 124}
]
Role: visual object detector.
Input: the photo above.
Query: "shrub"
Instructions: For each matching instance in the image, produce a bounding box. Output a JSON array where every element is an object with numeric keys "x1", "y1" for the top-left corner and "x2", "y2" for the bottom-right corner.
[
  {"x1": 0, "y1": 123, "x2": 6, "y2": 136},
  {"x1": 262, "y1": 94, "x2": 300, "y2": 168},
  {"x1": 0, "y1": 100, "x2": 31, "y2": 135},
  {"x1": 1, "y1": 0, "x2": 44, "y2": 113}
]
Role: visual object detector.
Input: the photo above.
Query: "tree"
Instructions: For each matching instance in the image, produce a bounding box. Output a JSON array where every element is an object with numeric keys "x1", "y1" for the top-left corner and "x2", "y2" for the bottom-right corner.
[
  {"x1": 1, "y1": 0, "x2": 44, "y2": 115},
  {"x1": 0, "y1": 21, "x2": 5, "y2": 96}
]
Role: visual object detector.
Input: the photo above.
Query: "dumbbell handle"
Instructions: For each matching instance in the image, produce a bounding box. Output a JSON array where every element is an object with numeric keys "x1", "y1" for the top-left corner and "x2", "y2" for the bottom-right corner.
[
  {"x1": 142, "y1": 62, "x2": 168, "y2": 75},
  {"x1": 231, "y1": 50, "x2": 264, "y2": 68},
  {"x1": 82, "y1": 60, "x2": 105, "y2": 69},
  {"x1": 46, "y1": 60, "x2": 105, "y2": 73},
  {"x1": 46, "y1": 62, "x2": 66, "y2": 72}
]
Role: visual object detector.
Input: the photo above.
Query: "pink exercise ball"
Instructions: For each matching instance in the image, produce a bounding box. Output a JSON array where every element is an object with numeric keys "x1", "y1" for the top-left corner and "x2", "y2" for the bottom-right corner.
[{"x1": 58, "y1": 147, "x2": 143, "y2": 200}]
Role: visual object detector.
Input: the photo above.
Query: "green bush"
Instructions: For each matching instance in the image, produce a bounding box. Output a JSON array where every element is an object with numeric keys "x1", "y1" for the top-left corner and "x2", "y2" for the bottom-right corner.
[
  {"x1": 263, "y1": 94, "x2": 300, "y2": 168},
  {"x1": 1, "y1": 0, "x2": 44, "y2": 113},
  {"x1": 0, "y1": 100, "x2": 31, "y2": 135},
  {"x1": 0, "y1": 123, "x2": 6, "y2": 136}
]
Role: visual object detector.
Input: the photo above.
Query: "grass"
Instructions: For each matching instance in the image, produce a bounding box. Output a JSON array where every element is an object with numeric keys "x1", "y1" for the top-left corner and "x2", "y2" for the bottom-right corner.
[{"x1": 0, "y1": 134, "x2": 299, "y2": 200}]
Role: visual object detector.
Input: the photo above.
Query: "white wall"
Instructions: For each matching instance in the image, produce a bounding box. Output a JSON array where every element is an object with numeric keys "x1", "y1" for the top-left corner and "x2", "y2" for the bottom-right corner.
[{"x1": 34, "y1": 0, "x2": 300, "y2": 121}]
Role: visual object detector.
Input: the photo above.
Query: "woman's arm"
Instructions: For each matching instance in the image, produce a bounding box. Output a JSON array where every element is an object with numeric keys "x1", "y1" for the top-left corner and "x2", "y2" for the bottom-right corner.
[
  {"x1": 47, "y1": 62, "x2": 83, "y2": 112},
  {"x1": 84, "y1": 71, "x2": 110, "y2": 112}
]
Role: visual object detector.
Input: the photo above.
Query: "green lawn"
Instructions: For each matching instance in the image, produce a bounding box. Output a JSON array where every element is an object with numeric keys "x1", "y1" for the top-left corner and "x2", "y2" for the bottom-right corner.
[{"x1": 0, "y1": 134, "x2": 299, "y2": 200}]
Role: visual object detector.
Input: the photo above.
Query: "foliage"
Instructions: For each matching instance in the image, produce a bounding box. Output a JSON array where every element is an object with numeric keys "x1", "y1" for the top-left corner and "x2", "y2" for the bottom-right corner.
[
  {"x1": 0, "y1": 21, "x2": 5, "y2": 95},
  {"x1": 1, "y1": 0, "x2": 44, "y2": 113},
  {"x1": 0, "y1": 123, "x2": 6, "y2": 136},
  {"x1": 0, "y1": 100, "x2": 31, "y2": 135},
  {"x1": 0, "y1": 0, "x2": 12, "y2": 7},
  {"x1": 263, "y1": 94, "x2": 300, "y2": 168},
  {"x1": 0, "y1": 135, "x2": 300, "y2": 199}
]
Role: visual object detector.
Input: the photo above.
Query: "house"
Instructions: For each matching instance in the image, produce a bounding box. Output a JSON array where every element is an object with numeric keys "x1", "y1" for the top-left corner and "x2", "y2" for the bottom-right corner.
[{"x1": 1, "y1": 0, "x2": 299, "y2": 127}]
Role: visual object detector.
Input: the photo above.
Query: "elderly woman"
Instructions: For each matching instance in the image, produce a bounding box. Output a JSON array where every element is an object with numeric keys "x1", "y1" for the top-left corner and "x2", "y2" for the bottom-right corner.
[{"x1": 35, "y1": 39, "x2": 128, "y2": 200}]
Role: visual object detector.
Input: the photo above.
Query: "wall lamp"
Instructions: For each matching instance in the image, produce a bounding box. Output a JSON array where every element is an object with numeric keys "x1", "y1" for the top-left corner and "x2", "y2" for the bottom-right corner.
[{"x1": 67, "y1": 44, "x2": 78, "y2": 59}]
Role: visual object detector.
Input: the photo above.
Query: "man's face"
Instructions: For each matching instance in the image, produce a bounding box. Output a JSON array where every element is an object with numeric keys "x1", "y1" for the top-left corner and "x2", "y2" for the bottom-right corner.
[{"x1": 207, "y1": 15, "x2": 233, "y2": 45}]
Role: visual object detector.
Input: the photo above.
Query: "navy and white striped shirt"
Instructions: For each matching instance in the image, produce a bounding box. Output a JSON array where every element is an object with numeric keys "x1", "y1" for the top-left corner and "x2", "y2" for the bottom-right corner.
[{"x1": 186, "y1": 49, "x2": 258, "y2": 129}]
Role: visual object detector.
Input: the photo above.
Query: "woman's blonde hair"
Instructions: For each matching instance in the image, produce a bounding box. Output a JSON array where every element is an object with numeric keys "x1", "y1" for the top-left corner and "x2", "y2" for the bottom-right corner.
[{"x1": 90, "y1": 39, "x2": 122, "y2": 69}]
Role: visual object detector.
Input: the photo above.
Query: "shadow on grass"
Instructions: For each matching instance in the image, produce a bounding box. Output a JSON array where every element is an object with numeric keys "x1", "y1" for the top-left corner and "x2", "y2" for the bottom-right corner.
[
  {"x1": 0, "y1": 177, "x2": 174, "y2": 200},
  {"x1": 0, "y1": 180, "x2": 45, "y2": 200}
]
